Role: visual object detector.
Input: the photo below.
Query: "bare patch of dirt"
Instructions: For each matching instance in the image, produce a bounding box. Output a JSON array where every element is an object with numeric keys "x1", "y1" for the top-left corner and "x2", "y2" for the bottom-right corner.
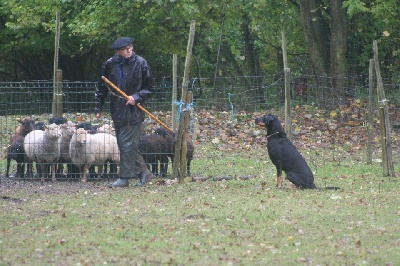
[{"x1": 0, "y1": 176, "x2": 114, "y2": 195}]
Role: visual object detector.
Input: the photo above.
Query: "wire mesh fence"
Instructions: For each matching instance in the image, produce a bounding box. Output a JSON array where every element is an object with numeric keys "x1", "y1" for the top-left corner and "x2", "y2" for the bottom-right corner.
[{"x1": 1, "y1": 74, "x2": 399, "y2": 181}]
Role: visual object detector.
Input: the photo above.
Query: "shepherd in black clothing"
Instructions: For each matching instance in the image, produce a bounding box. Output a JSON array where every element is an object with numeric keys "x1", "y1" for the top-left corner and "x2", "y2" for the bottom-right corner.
[{"x1": 95, "y1": 37, "x2": 154, "y2": 188}]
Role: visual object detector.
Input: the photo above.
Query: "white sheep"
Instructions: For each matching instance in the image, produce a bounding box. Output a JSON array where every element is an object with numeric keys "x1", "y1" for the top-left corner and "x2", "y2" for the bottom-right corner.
[
  {"x1": 69, "y1": 128, "x2": 119, "y2": 182},
  {"x1": 24, "y1": 123, "x2": 61, "y2": 182},
  {"x1": 58, "y1": 122, "x2": 77, "y2": 177},
  {"x1": 59, "y1": 122, "x2": 76, "y2": 162}
]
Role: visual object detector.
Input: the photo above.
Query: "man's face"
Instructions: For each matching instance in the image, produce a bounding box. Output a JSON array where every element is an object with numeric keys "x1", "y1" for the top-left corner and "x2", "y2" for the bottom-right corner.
[{"x1": 116, "y1": 45, "x2": 133, "y2": 58}]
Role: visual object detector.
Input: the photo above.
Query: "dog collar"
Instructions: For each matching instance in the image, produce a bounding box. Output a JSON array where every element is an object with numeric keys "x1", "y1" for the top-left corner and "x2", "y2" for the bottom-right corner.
[{"x1": 267, "y1": 132, "x2": 281, "y2": 139}]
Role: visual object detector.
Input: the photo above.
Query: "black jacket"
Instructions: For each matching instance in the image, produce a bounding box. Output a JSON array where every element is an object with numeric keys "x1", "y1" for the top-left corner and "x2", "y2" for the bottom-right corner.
[{"x1": 95, "y1": 53, "x2": 153, "y2": 127}]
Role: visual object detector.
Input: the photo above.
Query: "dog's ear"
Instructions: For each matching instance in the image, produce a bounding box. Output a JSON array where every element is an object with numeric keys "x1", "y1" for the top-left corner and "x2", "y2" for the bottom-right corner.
[{"x1": 263, "y1": 114, "x2": 273, "y2": 123}]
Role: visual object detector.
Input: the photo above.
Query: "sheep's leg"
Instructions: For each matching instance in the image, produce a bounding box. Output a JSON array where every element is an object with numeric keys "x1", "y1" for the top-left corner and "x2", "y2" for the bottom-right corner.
[
  {"x1": 103, "y1": 161, "x2": 109, "y2": 176},
  {"x1": 56, "y1": 160, "x2": 64, "y2": 177},
  {"x1": 89, "y1": 165, "x2": 96, "y2": 179},
  {"x1": 38, "y1": 163, "x2": 45, "y2": 182},
  {"x1": 74, "y1": 165, "x2": 83, "y2": 180},
  {"x1": 34, "y1": 162, "x2": 40, "y2": 178},
  {"x1": 109, "y1": 161, "x2": 118, "y2": 178},
  {"x1": 151, "y1": 162, "x2": 158, "y2": 176},
  {"x1": 25, "y1": 159, "x2": 33, "y2": 178},
  {"x1": 17, "y1": 162, "x2": 24, "y2": 178},
  {"x1": 6, "y1": 154, "x2": 11, "y2": 178},
  {"x1": 186, "y1": 159, "x2": 191, "y2": 177},
  {"x1": 97, "y1": 164, "x2": 103, "y2": 179},
  {"x1": 82, "y1": 165, "x2": 89, "y2": 182},
  {"x1": 39, "y1": 162, "x2": 50, "y2": 181},
  {"x1": 51, "y1": 164, "x2": 57, "y2": 182},
  {"x1": 160, "y1": 156, "x2": 168, "y2": 177}
]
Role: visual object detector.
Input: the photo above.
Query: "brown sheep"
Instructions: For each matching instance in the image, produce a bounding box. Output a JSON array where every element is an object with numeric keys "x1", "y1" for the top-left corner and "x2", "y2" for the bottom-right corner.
[
  {"x1": 154, "y1": 128, "x2": 194, "y2": 176},
  {"x1": 138, "y1": 133, "x2": 169, "y2": 177},
  {"x1": 6, "y1": 117, "x2": 36, "y2": 178}
]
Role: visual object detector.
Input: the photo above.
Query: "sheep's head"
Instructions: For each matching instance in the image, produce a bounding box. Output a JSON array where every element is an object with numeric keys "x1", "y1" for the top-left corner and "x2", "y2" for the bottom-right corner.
[
  {"x1": 60, "y1": 123, "x2": 76, "y2": 137},
  {"x1": 74, "y1": 128, "x2": 88, "y2": 144},
  {"x1": 18, "y1": 117, "x2": 36, "y2": 136},
  {"x1": 155, "y1": 127, "x2": 175, "y2": 139},
  {"x1": 44, "y1": 123, "x2": 62, "y2": 140}
]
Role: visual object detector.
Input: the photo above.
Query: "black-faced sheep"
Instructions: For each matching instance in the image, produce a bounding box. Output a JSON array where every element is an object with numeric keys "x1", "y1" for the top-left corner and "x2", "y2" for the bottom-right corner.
[
  {"x1": 6, "y1": 135, "x2": 26, "y2": 178},
  {"x1": 69, "y1": 128, "x2": 119, "y2": 182},
  {"x1": 155, "y1": 128, "x2": 194, "y2": 176},
  {"x1": 138, "y1": 133, "x2": 169, "y2": 177},
  {"x1": 76, "y1": 122, "x2": 100, "y2": 134},
  {"x1": 49, "y1": 116, "x2": 67, "y2": 125},
  {"x1": 24, "y1": 123, "x2": 61, "y2": 182},
  {"x1": 6, "y1": 117, "x2": 36, "y2": 178},
  {"x1": 35, "y1": 121, "x2": 45, "y2": 131}
]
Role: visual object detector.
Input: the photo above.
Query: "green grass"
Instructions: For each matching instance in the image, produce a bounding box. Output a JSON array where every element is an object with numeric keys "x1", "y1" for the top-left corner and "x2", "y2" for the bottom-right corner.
[
  {"x1": 1, "y1": 150, "x2": 399, "y2": 265},
  {"x1": 1, "y1": 110, "x2": 399, "y2": 265}
]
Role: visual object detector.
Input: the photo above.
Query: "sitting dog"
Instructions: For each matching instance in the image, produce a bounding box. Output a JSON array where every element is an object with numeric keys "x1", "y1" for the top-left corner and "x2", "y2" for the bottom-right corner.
[{"x1": 255, "y1": 113, "x2": 317, "y2": 189}]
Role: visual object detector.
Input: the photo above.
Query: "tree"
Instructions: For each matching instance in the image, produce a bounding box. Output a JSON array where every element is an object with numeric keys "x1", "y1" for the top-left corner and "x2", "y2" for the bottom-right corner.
[
  {"x1": 344, "y1": 0, "x2": 400, "y2": 81},
  {"x1": 1, "y1": 0, "x2": 399, "y2": 92},
  {"x1": 298, "y1": 0, "x2": 348, "y2": 108}
]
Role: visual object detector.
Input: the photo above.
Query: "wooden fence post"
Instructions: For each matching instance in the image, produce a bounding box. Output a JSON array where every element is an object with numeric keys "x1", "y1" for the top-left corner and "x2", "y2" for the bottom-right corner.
[
  {"x1": 367, "y1": 59, "x2": 374, "y2": 165},
  {"x1": 172, "y1": 20, "x2": 196, "y2": 183},
  {"x1": 282, "y1": 31, "x2": 291, "y2": 140},
  {"x1": 52, "y1": 11, "x2": 62, "y2": 117},
  {"x1": 373, "y1": 40, "x2": 395, "y2": 177},
  {"x1": 172, "y1": 54, "x2": 178, "y2": 132},
  {"x1": 54, "y1": 69, "x2": 63, "y2": 117}
]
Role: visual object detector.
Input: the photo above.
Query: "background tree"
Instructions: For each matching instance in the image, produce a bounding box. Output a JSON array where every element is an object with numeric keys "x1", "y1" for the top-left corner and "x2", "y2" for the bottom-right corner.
[
  {"x1": 0, "y1": 0, "x2": 399, "y2": 108},
  {"x1": 298, "y1": 0, "x2": 348, "y2": 108},
  {"x1": 344, "y1": 0, "x2": 400, "y2": 81}
]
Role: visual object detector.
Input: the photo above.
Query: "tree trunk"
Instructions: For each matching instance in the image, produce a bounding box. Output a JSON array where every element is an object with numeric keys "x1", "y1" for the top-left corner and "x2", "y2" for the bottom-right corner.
[
  {"x1": 241, "y1": 12, "x2": 260, "y2": 77},
  {"x1": 329, "y1": 0, "x2": 348, "y2": 101},
  {"x1": 299, "y1": 0, "x2": 329, "y2": 77},
  {"x1": 299, "y1": 0, "x2": 348, "y2": 109}
]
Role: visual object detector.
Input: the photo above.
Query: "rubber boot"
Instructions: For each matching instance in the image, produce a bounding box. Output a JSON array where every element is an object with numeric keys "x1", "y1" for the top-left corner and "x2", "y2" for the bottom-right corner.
[
  {"x1": 109, "y1": 178, "x2": 129, "y2": 188},
  {"x1": 135, "y1": 169, "x2": 153, "y2": 186}
]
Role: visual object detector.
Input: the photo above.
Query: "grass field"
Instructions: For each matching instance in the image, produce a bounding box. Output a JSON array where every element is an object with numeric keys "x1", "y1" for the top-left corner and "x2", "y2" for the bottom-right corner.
[
  {"x1": 1, "y1": 109, "x2": 399, "y2": 265},
  {"x1": 1, "y1": 148, "x2": 399, "y2": 265}
]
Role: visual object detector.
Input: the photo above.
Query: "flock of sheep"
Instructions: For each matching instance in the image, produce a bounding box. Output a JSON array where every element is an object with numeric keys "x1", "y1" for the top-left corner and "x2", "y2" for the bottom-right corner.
[{"x1": 5, "y1": 116, "x2": 194, "y2": 182}]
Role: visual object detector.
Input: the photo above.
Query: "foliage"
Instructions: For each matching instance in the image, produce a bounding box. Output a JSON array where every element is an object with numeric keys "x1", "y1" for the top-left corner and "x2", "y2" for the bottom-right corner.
[
  {"x1": 344, "y1": 0, "x2": 400, "y2": 81},
  {"x1": 0, "y1": 0, "x2": 399, "y2": 83}
]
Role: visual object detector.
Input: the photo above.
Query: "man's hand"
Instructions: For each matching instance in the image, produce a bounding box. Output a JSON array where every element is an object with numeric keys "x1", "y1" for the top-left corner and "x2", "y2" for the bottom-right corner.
[
  {"x1": 126, "y1": 95, "x2": 136, "y2": 105},
  {"x1": 96, "y1": 113, "x2": 102, "y2": 120}
]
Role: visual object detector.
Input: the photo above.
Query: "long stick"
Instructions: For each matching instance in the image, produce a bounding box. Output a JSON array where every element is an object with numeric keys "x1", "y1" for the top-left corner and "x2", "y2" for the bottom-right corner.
[{"x1": 101, "y1": 76, "x2": 173, "y2": 132}]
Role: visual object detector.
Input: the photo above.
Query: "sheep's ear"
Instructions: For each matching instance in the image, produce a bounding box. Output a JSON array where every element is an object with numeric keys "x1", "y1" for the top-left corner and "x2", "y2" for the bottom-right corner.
[{"x1": 17, "y1": 117, "x2": 22, "y2": 123}]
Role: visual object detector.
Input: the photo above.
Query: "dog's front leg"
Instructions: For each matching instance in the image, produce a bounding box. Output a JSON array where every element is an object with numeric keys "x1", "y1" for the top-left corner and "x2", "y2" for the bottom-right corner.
[{"x1": 276, "y1": 160, "x2": 283, "y2": 188}]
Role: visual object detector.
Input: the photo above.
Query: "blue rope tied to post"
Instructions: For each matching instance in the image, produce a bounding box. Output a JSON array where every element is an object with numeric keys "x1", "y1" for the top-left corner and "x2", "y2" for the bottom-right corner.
[
  {"x1": 174, "y1": 100, "x2": 196, "y2": 122},
  {"x1": 187, "y1": 102, "x2": 196, "y2": 110},
  {"x1": 174, "y1": 101, "x2": 185, "y2": 121},
  {"x1": 228, "y1": 93, "x2": 235, "y2": 121}
]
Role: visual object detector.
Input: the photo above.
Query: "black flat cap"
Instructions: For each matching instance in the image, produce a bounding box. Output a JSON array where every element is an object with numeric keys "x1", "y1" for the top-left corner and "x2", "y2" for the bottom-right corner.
[{"x1": 111, "y1": 37, "x2": 134, "y2": 50}]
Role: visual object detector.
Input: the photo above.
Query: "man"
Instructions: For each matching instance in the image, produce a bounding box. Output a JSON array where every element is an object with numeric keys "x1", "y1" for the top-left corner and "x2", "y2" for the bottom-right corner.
[{"x1": 95, "y1": 37, "x2": 154, "y2": 187}]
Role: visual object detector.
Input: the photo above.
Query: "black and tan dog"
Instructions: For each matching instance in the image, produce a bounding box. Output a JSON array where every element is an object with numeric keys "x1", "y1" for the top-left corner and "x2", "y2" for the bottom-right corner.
[{"x1": 255, "y1": 113, "x2": 317, "y2": 189}]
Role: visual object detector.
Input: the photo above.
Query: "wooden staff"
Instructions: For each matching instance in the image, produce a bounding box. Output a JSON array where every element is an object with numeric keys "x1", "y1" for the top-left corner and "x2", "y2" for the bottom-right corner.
[{"x1": 101, "y1": 76, "x2": 173, "y2": 132}]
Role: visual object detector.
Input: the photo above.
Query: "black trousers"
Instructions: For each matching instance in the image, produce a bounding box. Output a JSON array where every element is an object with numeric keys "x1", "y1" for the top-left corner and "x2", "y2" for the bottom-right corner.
[{"x1": 115, "y1": 123, "x2": 147, "y2": 178}]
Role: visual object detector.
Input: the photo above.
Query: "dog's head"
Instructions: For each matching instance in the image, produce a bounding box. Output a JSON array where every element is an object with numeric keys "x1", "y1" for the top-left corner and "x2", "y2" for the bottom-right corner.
[{"x1": 255, "y1": 114, "x2": 284, "y2": 133}]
